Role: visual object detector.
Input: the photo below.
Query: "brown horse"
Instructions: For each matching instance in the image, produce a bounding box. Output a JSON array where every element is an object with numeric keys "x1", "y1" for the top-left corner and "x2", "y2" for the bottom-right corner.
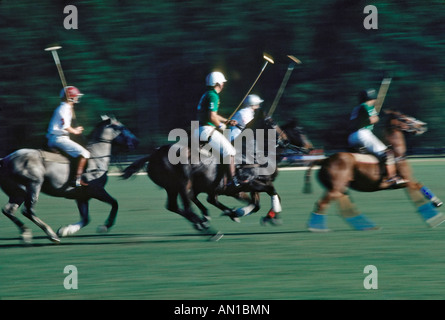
[{"x1": 303, "y1": 110, "x2": 443, "y2": 232}]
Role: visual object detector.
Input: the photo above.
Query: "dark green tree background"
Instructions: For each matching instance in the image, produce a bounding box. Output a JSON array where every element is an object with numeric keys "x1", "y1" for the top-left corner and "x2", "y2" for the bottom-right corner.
[{"x1": 1, "y1": 0, "x2": 444, "y2": 155}]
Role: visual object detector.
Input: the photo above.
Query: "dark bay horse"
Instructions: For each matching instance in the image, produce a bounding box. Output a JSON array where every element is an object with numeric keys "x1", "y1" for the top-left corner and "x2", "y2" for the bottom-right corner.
[
  {"x1": 0, "y1": 116, "x2": 139, "y2": 243},
  {"x1": 122, "y1": 114, "x2": 312, "y2": 239},
  {"x1": 303, "y1": 110, "x2": 443, "y2": 232}
]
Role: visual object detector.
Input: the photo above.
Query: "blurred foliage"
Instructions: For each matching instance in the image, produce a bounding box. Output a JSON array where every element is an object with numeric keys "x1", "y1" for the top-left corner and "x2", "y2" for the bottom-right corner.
[{"x1": 1, "y1": 0, "x2": 445, "y2": 155}]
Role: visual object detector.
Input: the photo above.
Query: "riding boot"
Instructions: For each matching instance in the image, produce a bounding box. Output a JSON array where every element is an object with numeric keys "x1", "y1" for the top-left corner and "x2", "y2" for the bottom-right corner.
[
  {"x1": 379, "y1": 150, "x2": 408, "y2": 188},
  {"x1": 224, "y1": 156, "x2": 246, "y2": 190},
  {"x1": 226, "y1": 158, "x2": 240, "y2": 187},
  {"x1": 75, "y1": 156, "x2": 89, "y2": 187}
]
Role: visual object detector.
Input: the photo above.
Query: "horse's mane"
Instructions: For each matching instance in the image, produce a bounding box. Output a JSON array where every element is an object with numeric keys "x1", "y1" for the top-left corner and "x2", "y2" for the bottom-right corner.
[{"x1": 87, "y1": 119, "x2": 111, "y2": 141}]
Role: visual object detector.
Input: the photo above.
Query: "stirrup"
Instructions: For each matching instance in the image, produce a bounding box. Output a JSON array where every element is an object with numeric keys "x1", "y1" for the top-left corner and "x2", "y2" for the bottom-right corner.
[{"x1": 384, "y1": 176, "x2": 408, "y2": 188}]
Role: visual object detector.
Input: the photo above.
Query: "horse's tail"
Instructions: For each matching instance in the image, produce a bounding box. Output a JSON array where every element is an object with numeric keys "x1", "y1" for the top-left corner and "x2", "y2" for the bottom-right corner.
[
  {"x1": 302, "y1": 159, "x2": 324, "y2": 194},
  {"x1": 121, "y1": 155, "x2": 151, "y2": 179}
]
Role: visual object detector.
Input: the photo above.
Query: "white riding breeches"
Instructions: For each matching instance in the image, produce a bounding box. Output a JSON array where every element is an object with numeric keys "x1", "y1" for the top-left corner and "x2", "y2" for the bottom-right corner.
[
  {"x1": 47, "y1": 135, "x2": 90, "y2": 159},
  {"x1": 195, "y1": 126, "x2": 236, "y2": 158},
  {"x1": 348, "y1": 128, "x2": 386, "y2": 156}
]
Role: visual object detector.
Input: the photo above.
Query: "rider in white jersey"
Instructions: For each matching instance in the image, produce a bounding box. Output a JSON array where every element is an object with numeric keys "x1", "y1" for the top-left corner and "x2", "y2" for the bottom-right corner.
[{"x1": 47, "y1": 86, "x2": 90, "y2": 187}]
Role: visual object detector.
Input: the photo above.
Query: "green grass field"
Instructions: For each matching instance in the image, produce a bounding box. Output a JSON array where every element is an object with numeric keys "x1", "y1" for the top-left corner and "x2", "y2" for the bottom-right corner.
[{"x1": 1, "y1": 159, "x2": 444, "y2": 300}]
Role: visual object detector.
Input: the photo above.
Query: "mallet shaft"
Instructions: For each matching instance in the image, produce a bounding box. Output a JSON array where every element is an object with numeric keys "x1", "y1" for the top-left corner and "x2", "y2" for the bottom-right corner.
[
  {"x1": 45, "y1": 45, "x2": 75, "y2": 119},
  {"x1": 228, "y1": 61, "x2": 269, "y2": 120},
  {"x1": 375, "y1": 77, "x2": 392, "y2": 113},
  {"x1": 267, "y1": 55, "x2": 302, "y2": 117}
]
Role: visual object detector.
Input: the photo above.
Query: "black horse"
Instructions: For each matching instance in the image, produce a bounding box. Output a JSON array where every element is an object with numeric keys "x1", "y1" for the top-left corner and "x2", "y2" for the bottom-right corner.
[
  {"x1": 0, "y1": 116, "x2": 139, "y2": 243},
  {"x1": 122, "y1": 113, "x2": 312, "y2": 239}
]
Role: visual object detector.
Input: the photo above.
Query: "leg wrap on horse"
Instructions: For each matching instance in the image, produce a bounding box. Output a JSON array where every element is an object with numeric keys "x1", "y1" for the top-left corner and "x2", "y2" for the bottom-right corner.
[
  {"x1": 417, "y1": 203, "x2": 445, "y2": 228},
  {"x1": 420, "y1": 186, "x2": 443, "y2": 207},
  {"x1": 271, "y1": 194, "x2": 282, "y2": 213},
  {"x1": 406, "y1": 188, "x2": 445, "y2": 228},
  {"x1": 337, "y1": 195, "x2": 378, "y2": 231},
  {"x1": 344, "y1": 214, "x2": 378, "y2": 231},
  {"x1": 307, "y1": 212, "x2": 329, "y2": 232}
]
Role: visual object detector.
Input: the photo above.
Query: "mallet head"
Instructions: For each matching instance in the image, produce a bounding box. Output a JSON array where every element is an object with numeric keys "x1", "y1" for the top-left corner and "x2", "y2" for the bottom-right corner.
[
  {"x1": 288, "y1": 55, "x2": 302, "y2": 64},
  {"x1": 263, "y1": 53, "x2": 275, "y2": 64},
  {"x1": 44, "y1": 45, "x2": 62, "y2": 51}
]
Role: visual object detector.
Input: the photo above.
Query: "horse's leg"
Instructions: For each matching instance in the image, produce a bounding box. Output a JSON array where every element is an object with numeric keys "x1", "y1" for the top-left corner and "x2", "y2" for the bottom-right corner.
[
  {"x1": 166, "y1": 188, "x2": 180, "y2": 214},
  {"x1": 405, "y1": 183, "x2": 445, "y2": 228},
  {"x1": 180, "y1": 188, "x2": 223, "y2": 240},
  {"x1": 178, "y1": 187, "x2": 211, "y2": 230},
  {"x1": 2, "y1": 199, "x2": 33, "y2": 243},
  {"x1": 214, "y1": 195, "x2": 241, "y2": 223},
  {"x1": 166, "y1": 187, "x2": 217, "y2": 237},
  {"x1": 260, "y1": 185, "x2": 283, "y2": 226},
  {"x1": 166, "y1": 187, "x2": 201, "y2": 226},
  {"x1": 191, "y1": 195, "x2": 210, "y2": 221},
  {"x1": 307, "y1": 190, "x2": 339, "y2": 232},
  {"x1": 415, "y1": 183, "x2": 443, "y2": 207},
  {"x1": 57, "y1": 199, "x2": 91, "y2": 237},
  {"x1": 396, "y1": 159, "x2": 443, "y2": 207},
  {"x1": 308, "y1": 157, "x2": 355, "y2": 232},
  {"x1": 91, "y1": 188, "x2": 118, "y2": 233},
  {"x1": 21, "y1": 182, "x2": 60, "y2": 243},
  {"x1": 241, "y1": 180, "x2": 282, "y2": 226},
  {"x1": 337, "y1": 193, "x2": 379, "y2": 231},
  {"x1": 302, "y1": 162, "x2": 315, "y2": 194},
  {"x1": 234, "y1": 192, "x2": 259, "y2": 219},
  {"x1": 207, "y1": 192, "x2": 238, "y2": 221}
]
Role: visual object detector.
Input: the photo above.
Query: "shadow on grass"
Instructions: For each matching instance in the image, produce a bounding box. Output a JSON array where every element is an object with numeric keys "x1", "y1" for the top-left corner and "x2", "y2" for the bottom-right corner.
[{"x1": 0, "y1": 228, "x2": 346, "y2": 248}]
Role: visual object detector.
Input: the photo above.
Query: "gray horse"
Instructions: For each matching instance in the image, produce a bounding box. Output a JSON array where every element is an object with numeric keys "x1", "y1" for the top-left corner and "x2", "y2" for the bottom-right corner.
[{"x1": 0, "y1": 116, "x2": 138, "y2": 243}]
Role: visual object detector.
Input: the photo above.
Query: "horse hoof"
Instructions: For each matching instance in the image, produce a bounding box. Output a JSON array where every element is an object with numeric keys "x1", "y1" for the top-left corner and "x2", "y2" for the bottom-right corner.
[
  {"x1": 260, "y1": 216, "x2": 283, "y2": 226},
  {"x1": 57, "y1": 227, "x2": 67, "y2": 237},
  {"x1": 21, "y1": 228, "x2": 33, "y2": 244},
  {"x1": 97, "y1": 225, "x2": 109, "y2": 233},
  {"x1": 433, "y1": 199, "x2": 443, "y2": 208},
  {"x1": 193, "y1": 222, "x2": 205, "y2": 232},
  {"x1": 221, "y1": 210, "x2": 240, "y2": 223},
  {"x1": 308, "y1": 226, "x2": 331, "y2": 233},
  {"x1": 49, "y1": 234, "x2": 61, "y2": 243},
  {"x1": 57, "y1": 224, "x2": 81, "y2": 237},
  {"x1": 208, "y1": 231, "x2": 224, "y2": 242}
]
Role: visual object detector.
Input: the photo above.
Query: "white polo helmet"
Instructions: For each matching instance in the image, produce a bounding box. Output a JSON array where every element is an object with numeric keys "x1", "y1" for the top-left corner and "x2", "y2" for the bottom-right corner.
[
  {"x1": 206, "y1": 71, "x2": 227, "y2": 86},
  {"x1": 243, "y1": 94, "x2": 264, "y2": 106}
]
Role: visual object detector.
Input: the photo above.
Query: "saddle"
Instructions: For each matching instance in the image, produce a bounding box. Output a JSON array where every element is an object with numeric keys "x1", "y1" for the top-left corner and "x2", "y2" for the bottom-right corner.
[
  {"x1": 173, "y1": 141, "x2": 263, "y2": 184},
  {"x1": 201, "y1": 143, "x2": 265, "y2": 183},
  {"x1": 38, "y1": 149, "x2": 70, "y2": 164},
  {"x1": 350, "y1": 153, "x2": 379, "y2": 165},
  {"x1": 349, "y1": 147, "x2": 388, "y2": 181},
  {"x1": 39, "y1": 148, "x2": 83, "y2": 183}
]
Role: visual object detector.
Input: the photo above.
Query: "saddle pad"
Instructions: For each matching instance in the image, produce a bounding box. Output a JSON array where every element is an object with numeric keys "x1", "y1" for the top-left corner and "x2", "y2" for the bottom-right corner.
[
  {"x1": 38, "y1": 150, "x2": 70, "y2": 164},
  {"x1": 351, "y1": 153, "x2": 379, "y2": 164}
]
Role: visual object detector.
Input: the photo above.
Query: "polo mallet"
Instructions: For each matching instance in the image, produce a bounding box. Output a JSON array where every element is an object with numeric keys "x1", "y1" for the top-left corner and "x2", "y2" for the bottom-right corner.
[
  {"x1": 267, "y1": 55, "x2": 302, "y2": 117},
  {"x1": 44, "y1": 45, "x2": 76, "y2": 119},
  {"x1": 374, "y1": 77, "x2": 392, "y2": 114},
  {"x1": 227, "y1": 53, "x2": 274, "y2": 121}
]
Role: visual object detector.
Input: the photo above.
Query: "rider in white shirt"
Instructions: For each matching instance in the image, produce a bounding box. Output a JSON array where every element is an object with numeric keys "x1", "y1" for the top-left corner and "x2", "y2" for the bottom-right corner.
[
  {"x1": 47, "y1": 86, "x2": 90, "y2": 187},
  {"x1": 229, "y1": 94, "x2": 263, "y2": 141}
]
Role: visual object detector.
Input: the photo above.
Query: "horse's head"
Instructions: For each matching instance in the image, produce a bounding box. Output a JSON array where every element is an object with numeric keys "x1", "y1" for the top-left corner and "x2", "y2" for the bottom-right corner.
[
  {"x1": 383, "y1": 109, "x2": 427, "y2": 136},
  {"x1": 263, "y1": 116, "x2": 313, "y2": 153},
  {"x1": 90, "y1": 116, "x2": 139, "y2": 152}
]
